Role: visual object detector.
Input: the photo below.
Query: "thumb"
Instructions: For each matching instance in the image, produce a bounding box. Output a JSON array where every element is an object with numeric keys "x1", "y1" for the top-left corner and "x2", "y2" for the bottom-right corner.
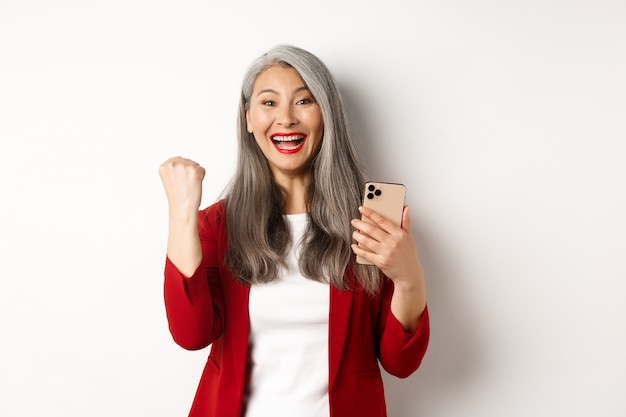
[{"x1": 401, "y1": 205, "x2": 411, "y2": 232}]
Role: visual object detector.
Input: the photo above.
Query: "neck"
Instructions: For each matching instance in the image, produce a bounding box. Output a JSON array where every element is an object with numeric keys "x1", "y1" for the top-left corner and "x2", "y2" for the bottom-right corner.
[{"x1": 273, "y1": 172, "x2": 310, "y2": 214}]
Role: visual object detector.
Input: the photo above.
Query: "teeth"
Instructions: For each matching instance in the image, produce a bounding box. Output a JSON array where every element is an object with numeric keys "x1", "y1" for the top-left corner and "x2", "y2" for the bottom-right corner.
[{"x1": 272, "y1": 135, "x2": 304, "y2": 142}]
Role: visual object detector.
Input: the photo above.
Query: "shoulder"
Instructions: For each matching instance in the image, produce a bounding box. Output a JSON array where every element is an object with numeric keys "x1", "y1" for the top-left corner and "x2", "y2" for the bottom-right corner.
[{"x1": 198, "y1": 200, "x2": 227, "y2": 233}]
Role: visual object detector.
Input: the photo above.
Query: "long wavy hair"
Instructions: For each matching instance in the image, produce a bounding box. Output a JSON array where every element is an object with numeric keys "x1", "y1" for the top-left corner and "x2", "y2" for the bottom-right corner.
[{"x1": 223, "y1": 45, "x2": 381, "y2": 295}]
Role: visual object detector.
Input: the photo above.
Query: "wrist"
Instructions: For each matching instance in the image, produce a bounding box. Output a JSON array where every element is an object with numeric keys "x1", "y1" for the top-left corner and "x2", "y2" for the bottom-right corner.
[
  {"x1": 390, "y1": 271, "x2": 424, "y2": 292},
  {"x1": 168, "y1": 205, "x2": 199, "y2": 223},
  {"x1": 393, "y1": 280, "x2": 420, "y2": 293}
]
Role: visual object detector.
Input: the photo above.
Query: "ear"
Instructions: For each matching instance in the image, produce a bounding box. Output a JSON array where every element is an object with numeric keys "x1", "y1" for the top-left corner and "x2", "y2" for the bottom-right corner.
[{"x1": 246, "y1": 109, "x2": 253, "y2": 134}]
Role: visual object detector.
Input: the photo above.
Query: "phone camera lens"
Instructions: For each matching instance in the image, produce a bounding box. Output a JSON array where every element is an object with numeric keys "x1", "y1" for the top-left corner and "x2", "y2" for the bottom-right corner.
[
  {"x1": 374, "y1": 189, "x2": 382, "y2": 196},
  {"x1": 367, "y1": 193, "x2": 374, "y2": 200},
  {"x1": 368, "y1": 184, "x2": 375, "y2": 192}
]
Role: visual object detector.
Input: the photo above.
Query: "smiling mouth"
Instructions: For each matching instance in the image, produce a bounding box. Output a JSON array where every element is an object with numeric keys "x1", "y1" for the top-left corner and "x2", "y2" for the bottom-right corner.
[{"x1": 271, "y1": 134, "x2": 306, "y2": 153}]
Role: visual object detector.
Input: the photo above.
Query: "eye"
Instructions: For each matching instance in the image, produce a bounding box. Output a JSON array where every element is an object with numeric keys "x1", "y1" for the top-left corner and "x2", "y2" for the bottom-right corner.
[
  {"x1": 262, "y1": 100, "x2": 276, "y2": 106},
  {"x1": 296, "y1": 98, "x2": 313, "y2": 105}
]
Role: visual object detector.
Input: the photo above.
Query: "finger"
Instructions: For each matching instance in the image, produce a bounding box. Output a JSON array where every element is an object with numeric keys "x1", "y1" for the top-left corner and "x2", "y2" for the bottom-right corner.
[
  {"x1": 351, "y1": 243, "x2": 376, "y2": 264},
  {"x1": 352, "y1": 228, "x2": 381, "y2": 252},
  {"x1": 167, "y1": 158, "x2": 204, "y2": 180},
  {"x1": 401, "y1": 205, "x2": 411, "y2": 233},
  {"x1": 358, "y1": 206, "x2": 398, "y2": 234},
  {"x1": 351, "y1": 217, "x2": 387, "y2": 244},
  {"x1": 196, "y1": 165, "x2": 206, "y2": 181}
]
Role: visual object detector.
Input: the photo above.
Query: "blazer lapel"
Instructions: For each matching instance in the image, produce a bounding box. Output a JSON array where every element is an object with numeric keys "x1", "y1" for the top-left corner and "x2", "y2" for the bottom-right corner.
[{"x1": 328, "y1": 284, "x2": 354, "y2": 390}]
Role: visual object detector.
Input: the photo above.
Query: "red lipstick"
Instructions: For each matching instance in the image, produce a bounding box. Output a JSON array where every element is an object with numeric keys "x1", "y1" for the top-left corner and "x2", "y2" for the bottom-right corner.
[{"x1": 271, "y1": 132, "x2": 307, "y2": 154}]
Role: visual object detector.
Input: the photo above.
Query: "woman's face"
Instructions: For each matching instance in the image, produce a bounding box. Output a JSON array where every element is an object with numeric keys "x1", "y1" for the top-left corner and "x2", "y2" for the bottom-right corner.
[{"x1": 246, "y1": 65, "x2": 324, "y2": 182}]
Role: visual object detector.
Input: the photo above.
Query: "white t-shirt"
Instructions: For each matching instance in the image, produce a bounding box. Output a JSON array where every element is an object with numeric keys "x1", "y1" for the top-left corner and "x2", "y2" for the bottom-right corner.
[{"x1": 244, "y1": 213, "x2": 330, "y2": 417}]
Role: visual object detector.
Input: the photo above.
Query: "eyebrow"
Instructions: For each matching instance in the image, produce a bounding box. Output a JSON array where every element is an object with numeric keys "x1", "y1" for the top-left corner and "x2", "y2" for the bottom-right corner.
[{"x1": 255, "y1": 86, "x2": 310, "y2": 97}]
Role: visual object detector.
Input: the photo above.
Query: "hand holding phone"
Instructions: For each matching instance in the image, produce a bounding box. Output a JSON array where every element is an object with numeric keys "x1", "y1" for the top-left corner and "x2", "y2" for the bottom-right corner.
[{"x1": 355, "y1": 181, "x2": 406, "y2": 265}]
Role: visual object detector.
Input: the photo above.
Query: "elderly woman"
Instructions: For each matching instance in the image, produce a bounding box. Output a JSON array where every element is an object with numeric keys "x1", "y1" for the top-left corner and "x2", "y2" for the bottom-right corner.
[{"x1": 159, "y1": 45, "x2": 429, "y2": 417}]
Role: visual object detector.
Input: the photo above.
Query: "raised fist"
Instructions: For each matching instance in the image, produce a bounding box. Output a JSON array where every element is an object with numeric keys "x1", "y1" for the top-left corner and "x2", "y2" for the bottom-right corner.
[{"x1": 158, "y1": 156, "x2": 206, "y2": 215}]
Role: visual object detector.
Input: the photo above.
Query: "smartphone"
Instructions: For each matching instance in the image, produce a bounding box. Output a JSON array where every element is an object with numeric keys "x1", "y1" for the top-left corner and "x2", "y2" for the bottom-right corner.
[{"x1": 356, "y1": 181, "x2": 406, "y2": 265}]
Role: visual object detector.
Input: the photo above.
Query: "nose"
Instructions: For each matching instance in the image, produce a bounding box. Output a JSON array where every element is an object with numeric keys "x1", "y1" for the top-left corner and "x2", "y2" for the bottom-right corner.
[{"x1": 276, "y1": 103, "x2": 298, "y2": 127}]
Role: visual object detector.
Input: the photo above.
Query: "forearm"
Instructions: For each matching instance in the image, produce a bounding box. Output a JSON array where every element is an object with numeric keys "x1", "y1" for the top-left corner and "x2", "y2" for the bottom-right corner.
[
  {"x1": 390, "y1": 277, "x2": 427, "y2": 333},
  {"x1": 166, "y1": 210, "x2": 202, "y2": 278},
  {"x1": 159, "y1": 156, "x2": 206, "y2": 276}
]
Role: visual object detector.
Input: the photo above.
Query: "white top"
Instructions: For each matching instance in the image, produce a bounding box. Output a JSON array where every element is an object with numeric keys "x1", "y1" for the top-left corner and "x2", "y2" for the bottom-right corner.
[{"x1": 244, "y1": 213, "x2": 330, "y2": 417}]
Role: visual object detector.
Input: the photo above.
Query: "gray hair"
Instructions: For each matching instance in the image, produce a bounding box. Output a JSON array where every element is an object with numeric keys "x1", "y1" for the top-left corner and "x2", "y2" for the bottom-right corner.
[{"x1": 223, "y1": 45, "x2": 380, "y2": 294}]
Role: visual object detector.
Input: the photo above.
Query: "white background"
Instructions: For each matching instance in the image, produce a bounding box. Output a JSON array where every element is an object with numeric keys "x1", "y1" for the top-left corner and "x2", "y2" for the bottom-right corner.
[{"x1": 1, "y1": 1, "x2": 625, "y2": 416}]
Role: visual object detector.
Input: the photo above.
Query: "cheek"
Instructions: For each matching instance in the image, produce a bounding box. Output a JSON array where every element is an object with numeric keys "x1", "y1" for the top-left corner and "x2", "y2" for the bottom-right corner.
[
  {"x1": 314, "y1": 119, "x2": 324, "y2": 141},
  {"x1": 303, "y1": 110, "x2": 323, "y2": 134},
  {"x1": 250, "y1": 110, "x2": 274, "y2": 133},
  {"x1": 313, "y1": 110, "x2": 324, "y2": 134}
]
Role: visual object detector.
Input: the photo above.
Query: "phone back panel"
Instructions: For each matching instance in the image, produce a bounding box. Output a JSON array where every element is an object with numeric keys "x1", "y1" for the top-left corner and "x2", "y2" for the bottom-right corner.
[{"x1": 356, "y1": 181, "x2": 406, "y2": 265}]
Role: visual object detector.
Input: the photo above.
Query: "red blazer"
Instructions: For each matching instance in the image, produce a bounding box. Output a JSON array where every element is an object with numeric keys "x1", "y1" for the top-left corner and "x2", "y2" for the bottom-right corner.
[{"x1": 164, "y1": 201, "x2": 429, "y2": 417}]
